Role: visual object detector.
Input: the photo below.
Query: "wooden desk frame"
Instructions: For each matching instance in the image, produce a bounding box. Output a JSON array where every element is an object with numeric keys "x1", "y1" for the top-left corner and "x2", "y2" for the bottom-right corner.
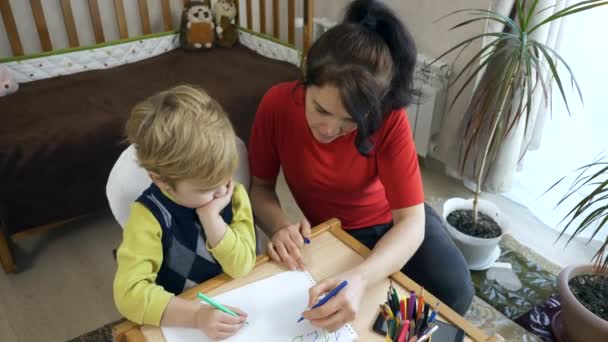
[{"x1": 112, "y1": 218, "x2": 501, "y2": 342}]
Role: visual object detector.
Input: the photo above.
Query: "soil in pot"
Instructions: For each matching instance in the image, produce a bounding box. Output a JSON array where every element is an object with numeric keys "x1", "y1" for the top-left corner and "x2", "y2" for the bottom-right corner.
[
  {"x1": 446, "y1": 209, "x2": 501, "y2": 238},
  {"x1": 569, "y1": 273, "x2": 608, "y2": 321}
]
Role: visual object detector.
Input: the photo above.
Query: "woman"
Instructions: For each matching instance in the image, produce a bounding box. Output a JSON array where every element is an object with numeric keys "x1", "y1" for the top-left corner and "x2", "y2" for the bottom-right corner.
[{"x1": 249, "y1": 0, "x2": 474, "y2": 331}]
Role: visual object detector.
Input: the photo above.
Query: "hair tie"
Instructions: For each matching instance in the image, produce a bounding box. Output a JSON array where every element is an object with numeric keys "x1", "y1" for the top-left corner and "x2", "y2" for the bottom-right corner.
[{"x1": 361, "y1": 14, "x2": 377, "y2": 30}]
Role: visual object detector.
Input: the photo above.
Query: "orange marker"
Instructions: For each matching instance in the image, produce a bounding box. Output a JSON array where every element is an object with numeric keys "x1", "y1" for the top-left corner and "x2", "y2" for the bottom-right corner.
[{"x1": 417, "y1": 287, "x2": 425, "y2": 319}]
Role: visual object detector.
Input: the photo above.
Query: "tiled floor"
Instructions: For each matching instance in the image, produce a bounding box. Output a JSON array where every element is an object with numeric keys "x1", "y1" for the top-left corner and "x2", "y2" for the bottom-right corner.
[{"x1": 0, "y1": 166, "x2": 598, "y2": 341}]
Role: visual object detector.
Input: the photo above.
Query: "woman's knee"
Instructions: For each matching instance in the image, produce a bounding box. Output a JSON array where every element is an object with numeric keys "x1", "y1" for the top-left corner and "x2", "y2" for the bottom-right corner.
[
  {"x1": 454, "y1": 276, "x2": 475, "y2": 315},
  {"x1": 442, "y1": 272, "x2": 475, "y2": 315}
]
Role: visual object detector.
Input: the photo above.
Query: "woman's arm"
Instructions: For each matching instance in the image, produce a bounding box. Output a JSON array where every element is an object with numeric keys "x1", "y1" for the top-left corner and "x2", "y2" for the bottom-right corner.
[
  {"x1": 250, "y1": 176, "x2": 291, "y2": 236},
  {"x1": 357, "y1": 204, "x2": 424, "y2": 283},
  {"x1": 250, "y1": 176, "x2": 311, "y2": 270},
  {"x1": 302, "y1": 204, "x2": 425, "y2": 331}
]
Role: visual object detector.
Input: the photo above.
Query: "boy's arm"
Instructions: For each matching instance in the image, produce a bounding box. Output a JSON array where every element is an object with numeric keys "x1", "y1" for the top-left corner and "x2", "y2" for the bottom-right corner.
[
  {"x1": 114, "y1": 203, "x2": 244, "y2": 333},
  {"x1": 113, "y1": 203, "x2": 174, "y2": 326},
  {"x1": 206, "y1": 183, "x2": 257, "y2": 278}
]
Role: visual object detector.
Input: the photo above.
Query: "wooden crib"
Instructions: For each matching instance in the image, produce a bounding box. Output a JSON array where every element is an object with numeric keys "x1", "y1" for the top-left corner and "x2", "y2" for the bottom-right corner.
[{"x1": 0, "y1": 0, "x2": 315, "y2": 273}]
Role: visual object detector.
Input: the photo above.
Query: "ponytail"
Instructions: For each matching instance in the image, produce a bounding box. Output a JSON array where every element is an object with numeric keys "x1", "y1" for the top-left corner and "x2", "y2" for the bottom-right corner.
[{"x1": 344, "y1": 0, "x2": 417, "y2": 109}]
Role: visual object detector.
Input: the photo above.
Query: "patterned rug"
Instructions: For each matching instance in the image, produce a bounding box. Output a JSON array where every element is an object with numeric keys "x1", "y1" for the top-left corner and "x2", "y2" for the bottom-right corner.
[
  {"x1": 472, "y1": 236, "x2": 558, "y2": 320},
  {"x1": 467, "y1": 234, "x2": 562, "y2": 341},
  {"x1": 67, "y1": 320, "x2": 119, "y2": 342}
]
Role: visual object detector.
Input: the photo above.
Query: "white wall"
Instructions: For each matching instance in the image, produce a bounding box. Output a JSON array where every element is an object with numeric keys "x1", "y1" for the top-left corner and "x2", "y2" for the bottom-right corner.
[{"x1": 316, "y1": 1, "x2": 492, "y2": 61}]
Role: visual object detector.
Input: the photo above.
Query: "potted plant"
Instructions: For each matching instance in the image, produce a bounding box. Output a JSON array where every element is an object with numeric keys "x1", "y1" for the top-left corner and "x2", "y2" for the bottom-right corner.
[
  {"x1": 550, "y1": 157, "x2": 608, "y2": 341},
  {"x1": 430, "y1": 1, "x2": 607, "y2": 270}
]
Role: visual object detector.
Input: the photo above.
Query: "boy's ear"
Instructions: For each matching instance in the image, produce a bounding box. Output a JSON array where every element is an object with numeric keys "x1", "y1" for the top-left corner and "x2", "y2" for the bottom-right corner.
[{"x1": 149, "y1": 172, "x2": 171, "y2": 191}]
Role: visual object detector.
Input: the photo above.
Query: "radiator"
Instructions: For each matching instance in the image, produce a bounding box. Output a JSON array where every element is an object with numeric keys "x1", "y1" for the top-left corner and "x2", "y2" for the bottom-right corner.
[{"x1": 408, "y1": 55, "x2": 449, "y2": 157}]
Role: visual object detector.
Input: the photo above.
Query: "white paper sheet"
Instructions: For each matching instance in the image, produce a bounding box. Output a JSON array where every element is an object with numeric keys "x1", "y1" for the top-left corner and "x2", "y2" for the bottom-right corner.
[{"x1": 161, "y1": 271, "x2": 358, "y2": 341}]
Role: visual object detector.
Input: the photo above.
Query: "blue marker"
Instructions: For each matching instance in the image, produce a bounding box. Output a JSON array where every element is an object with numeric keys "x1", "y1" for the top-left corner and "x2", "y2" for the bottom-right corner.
[
  {"x1": 298, "y1": 280, "x2": 348, "y2": 322},
  {"x1": 304, "y1": 237, "x2": 311, "y2": 244}
]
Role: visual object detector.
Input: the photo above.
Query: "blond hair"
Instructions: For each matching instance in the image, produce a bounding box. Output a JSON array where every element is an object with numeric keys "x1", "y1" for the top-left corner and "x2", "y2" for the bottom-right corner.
[{"x1": 126, "y1": 85, "x2": 237, "y2": 187}]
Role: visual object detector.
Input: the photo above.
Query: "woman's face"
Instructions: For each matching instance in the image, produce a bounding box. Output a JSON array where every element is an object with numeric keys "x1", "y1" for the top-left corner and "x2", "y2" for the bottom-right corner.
[{"x1": 305, "y1": 85, "x2": 358, "y2": 144}]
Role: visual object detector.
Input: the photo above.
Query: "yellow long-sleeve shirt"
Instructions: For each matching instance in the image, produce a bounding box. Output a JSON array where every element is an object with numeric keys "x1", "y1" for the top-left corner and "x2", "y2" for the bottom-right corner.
[{"x1": 113, "y1": 183, "x2": 256, "y2": 326}]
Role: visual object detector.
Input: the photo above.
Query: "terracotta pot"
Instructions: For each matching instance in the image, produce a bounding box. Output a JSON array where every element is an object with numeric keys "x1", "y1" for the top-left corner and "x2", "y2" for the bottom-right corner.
[{"x1": 556, "y1": 264, "x2": 608, "y2": 342}]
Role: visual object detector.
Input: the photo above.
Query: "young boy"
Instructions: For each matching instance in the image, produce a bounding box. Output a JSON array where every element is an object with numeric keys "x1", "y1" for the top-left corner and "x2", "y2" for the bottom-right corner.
[{"x1": 114, "y1": 85, "x2": 256, "y2": 340}]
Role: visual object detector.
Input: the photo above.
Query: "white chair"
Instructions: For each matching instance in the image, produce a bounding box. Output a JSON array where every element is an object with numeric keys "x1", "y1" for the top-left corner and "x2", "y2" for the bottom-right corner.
[{"x1": 106, "y1": 137, "x2": 266, "y2": 252}]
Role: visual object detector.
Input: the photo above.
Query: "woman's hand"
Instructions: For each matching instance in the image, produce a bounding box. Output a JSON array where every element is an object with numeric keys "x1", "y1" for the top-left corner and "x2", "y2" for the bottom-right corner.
[
  {"x1": 267, "y1": 218, "x2": 311, "y2": 270},
  {"x1": 301, "y1": 269, "x2": 368, "y2": 332}
]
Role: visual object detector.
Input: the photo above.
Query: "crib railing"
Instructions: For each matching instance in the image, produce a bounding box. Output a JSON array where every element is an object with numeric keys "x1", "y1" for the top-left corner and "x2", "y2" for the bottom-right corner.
[{"x1": 0, "y1": 0, "x2": 314, "y2": 57}]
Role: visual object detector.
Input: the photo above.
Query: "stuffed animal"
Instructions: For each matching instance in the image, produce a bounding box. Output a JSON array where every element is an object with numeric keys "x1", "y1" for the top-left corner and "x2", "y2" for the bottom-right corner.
[
  {"x1": 180, "y1": 0, "x2": 215, "y2": 50},
  {"x1": 0, "y1": 64, "x2": 18, "y2": 97},
  {"x1": 214, "y1": 0, "x2": 238, "y2": 48}
]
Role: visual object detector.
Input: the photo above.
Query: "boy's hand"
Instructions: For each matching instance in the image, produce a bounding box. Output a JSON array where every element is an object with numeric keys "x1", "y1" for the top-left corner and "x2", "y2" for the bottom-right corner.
[
  {"x1": 197, "y1": 180, "x2": 235, "y2": 220},
  {"x1": 196, "y1": 180, "x2": 235, "y2": 247},
  {"x1": 196, "y1": 304, "x2": 247, "y2": 340}
]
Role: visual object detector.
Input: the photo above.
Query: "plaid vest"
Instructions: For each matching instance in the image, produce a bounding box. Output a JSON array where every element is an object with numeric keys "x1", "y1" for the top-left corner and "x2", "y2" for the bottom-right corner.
[{"x1": 136, "y1": 184, "x2": 232, "y2": 294}]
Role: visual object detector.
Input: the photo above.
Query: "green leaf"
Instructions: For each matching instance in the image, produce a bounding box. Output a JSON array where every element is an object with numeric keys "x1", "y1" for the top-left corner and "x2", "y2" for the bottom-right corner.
[
  {"x1": 524, "y1": 0, "x2": 541, "y2": 30},
  {"x1": 462, "y1": 48, "x2": 520, "y2": 183},
  {"x1": 435, "y1": 9, "x2": 520, "y2": 33},
  {"x1": 556, "y1": 163, "x2": 608, "y2": 209},
  {"x1": 528, "y1": 51, "x2": 551, "y2": 107},
  {"x1": 566, "y1": 202, "x2": 608, "y2": 245},
  {"x1": 425, "y1": 32, "x2": 506, "y2": 69},
  {"x1": 515, "y1": 0, "x2": 526, "y2": 30},
  {"x1": 559, "y1": 178, "x2": 608, "y2": 243},
  {"x1": 533, "y1": 43, "x2": 584, "y2": 105},
  {"x1": 529, "y1": 1, "x2": 608, "y2": 34},
  {"x1": 536, "y1": 3, "x2": 559, "y2": 16},
  {"x1": 448, "y1": 37, "x2": 515, "y2": 88},
  {"x1": 449, "y1": 17, "x2": 518, "y2": 31},
  {"x1": 524, "y1": 52, "x2": 534, "y2": 135},
  {"x1": 449, "y1": 40, "x2": 474, "y2": 68},
  {"x1": 506, "y1": 73, "x2": 528, "y2": 137},
  {"x1": 534, "y1": 43, "x2": 572, "y2": 116},
  {"x1": 588, "y1": 211, "x2": 608, "y2": 242},
  {"x1": 446, "y1": 51, "x2": 500, "y2": 112}
]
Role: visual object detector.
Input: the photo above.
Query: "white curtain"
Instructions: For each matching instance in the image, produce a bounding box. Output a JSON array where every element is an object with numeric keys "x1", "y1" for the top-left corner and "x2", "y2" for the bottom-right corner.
[
  {"x1": 505, "y1": 4, "x2": 608, "y2": 242},
  {"x1": 437, "y1": 0, "x2": 515, "y2": 185},
  {"x1": 438, "y1": 1, "x2": 598, "y2": 195}
]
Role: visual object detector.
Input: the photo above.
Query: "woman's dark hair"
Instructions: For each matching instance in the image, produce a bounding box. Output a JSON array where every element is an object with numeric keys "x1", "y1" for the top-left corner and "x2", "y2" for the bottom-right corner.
[{"x1": 303, "y1": 0, "x2": 417, "y2": 155}]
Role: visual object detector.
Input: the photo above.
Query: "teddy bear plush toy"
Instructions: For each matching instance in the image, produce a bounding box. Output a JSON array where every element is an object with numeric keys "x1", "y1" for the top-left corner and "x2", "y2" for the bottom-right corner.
[
  {"x1": 180, "y1": 0, "x2": 215, "y2": 50},
  {"x1": 214, "y1": 0, "x2": 238, "y2": 48},
  {"x1": 0, "y1": 64, "x2": 18, "y2": 97}
]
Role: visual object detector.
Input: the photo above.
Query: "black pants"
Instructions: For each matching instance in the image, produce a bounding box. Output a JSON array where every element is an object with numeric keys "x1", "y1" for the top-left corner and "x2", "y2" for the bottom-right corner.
[{"x1": 347, "y1": 203, "x2": 474, "y2": 315}]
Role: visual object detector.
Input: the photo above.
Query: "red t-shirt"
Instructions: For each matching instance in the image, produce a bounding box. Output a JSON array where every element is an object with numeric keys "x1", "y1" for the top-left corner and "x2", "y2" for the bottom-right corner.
[{"x1": 249, "y1": 81, "x2": 424, "y2": 229}]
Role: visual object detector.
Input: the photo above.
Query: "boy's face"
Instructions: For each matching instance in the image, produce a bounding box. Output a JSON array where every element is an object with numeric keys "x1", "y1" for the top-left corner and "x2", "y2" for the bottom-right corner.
[{"x1": 152, "y1": 174, "x2": 231, "y2": 209}]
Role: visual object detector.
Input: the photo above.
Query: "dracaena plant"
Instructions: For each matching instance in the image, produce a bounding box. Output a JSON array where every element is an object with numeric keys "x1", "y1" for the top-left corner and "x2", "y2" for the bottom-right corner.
[
  {"x1": 548, "y1": 156, "x2": 608, "y2": 270},
  {"x1": 429, "y1": 0, "x2": 608, "y2": 225}
]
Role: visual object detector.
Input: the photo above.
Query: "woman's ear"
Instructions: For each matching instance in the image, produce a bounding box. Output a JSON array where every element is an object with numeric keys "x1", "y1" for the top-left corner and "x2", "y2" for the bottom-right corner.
[{"x1": 149, "y1": 172, "x2": 172, "y2": 192}]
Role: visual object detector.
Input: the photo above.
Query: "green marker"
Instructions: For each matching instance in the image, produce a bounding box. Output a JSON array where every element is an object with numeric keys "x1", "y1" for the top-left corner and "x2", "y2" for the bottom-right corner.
[{"x1": 197, "y1": 292, "x2": 249, "y2": 325}]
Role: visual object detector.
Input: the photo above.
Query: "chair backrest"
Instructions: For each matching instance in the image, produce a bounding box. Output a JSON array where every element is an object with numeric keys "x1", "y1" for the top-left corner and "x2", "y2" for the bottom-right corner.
[{"x1": 106, "y1": 137, "x2": 250, "y2": 229}]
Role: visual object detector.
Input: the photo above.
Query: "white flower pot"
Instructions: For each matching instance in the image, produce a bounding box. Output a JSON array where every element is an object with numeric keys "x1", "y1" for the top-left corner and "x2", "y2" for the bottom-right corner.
[{"x1": 443, "y1": 198, "x2": 506, "y2": 270}]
